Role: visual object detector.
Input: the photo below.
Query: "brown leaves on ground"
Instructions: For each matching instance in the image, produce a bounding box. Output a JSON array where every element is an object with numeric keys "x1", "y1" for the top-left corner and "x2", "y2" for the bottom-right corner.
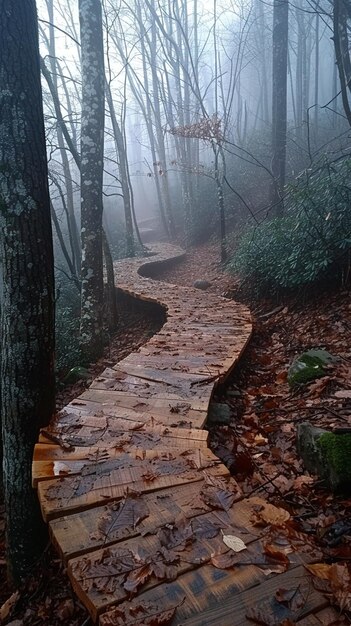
[
  {"x1": 306, "y1": 563, "x2": 351, "y2": 611},
  {"x1": 160, "y1": 243, "x2": 351, "y2": 620}
]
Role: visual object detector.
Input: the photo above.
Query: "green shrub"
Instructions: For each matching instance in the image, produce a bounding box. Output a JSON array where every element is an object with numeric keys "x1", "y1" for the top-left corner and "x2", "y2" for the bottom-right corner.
[{"x1": 229, "y1": 157, "x2": 351, "y2": 291}]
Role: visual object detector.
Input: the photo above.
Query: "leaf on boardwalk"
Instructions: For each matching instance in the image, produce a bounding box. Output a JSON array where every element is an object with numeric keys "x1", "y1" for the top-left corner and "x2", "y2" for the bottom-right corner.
[
  {"x1": 211, "y1": 551, "x2": 238, "y2": 569},
  {"x1": 200, "y1": 474, "x2": 236, "y2": 511},
  {"x1": 191, "y1": 516, "x2": 221, "y2": 539},
  {"x1": 93, "y1": 496, "x2": 150, "y2": 541},
  {"x1": 100, "y1": 599, "x2": 180, "y2": 626},
  {"x1": 124, "y1": 563, "x2": 153, "y2": 593},
  {"x1": 72, "y1": 547, "x2": 137, "y2": 593},
  {"x1": 200, "y1": 482, "x2": 236, "y2": 511},
  {"x1": 275, "y1": 587, "x2": 305, "y2": 611},
  {"x1": 263, "y1": 544, "x2": 290, "y2": 566},
  {"x1": 221, "y1": 533, "x2": 247, "y2": 552},
  {"x1": 158, "y1": 516, "x2": 193, "y2": 550}
]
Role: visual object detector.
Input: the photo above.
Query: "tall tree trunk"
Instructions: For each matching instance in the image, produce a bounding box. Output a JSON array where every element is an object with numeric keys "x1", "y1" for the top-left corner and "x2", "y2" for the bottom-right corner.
[
  {"x1": 105, "y1": 81, "x2": 135, "y2": 256},
  {"x1": 314, "y1": 5, "x2": 320, "y2": 131},
  {"x1": 46, "y1": 0, "x2": 81, "y2": 274},
  {"x1": 270, "y1": 0, "x2": 289, "y2": 214},
  {"x1": 0, "y1": 0, "x2": 55, "y2": 583},
  {"x1": 333, "y1": 0, "x2": 351, "y2": 126},
  {"x1": 79, "y1": 0, "x2": 105, "y2": 362}
]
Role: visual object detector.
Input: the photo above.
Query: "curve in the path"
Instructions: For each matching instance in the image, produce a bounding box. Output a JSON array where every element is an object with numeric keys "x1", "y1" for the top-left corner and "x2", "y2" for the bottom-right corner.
[{"x1": 32, "y1": 243, "x2": 257, "y2": 624}]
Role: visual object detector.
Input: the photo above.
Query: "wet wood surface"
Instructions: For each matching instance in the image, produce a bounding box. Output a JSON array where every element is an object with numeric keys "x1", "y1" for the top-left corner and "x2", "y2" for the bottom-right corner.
[{"x1": 33, "y1": 244, "x2": 328, "y2": 624}]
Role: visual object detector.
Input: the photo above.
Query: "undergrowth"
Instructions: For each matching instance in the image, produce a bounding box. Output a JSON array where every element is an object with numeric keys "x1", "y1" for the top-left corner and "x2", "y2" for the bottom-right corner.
[{"x1": 229, "y1": 156, "x2": 351, "y2": 292}]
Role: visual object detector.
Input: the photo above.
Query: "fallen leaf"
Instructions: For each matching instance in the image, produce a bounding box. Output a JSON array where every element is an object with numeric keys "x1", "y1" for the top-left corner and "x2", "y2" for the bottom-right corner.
[
  {"x1": 0, "y1": 591, "x2": 20, "y2": 622},
  {"x1": 306, "y1": 562, "x2": 351, "y2": 611},
  {"x1": 334, "y1": 390, "x2": 351, "y2": 399},
  {"x1": 221, "y1": 532, "x2": 247, "y2": 553},
  {"x1": 210, "y1": 550, "x2": 237, "y2": 569},
  {"x1": 252, "y1": 502, "x2": 291, "y2": 527}
]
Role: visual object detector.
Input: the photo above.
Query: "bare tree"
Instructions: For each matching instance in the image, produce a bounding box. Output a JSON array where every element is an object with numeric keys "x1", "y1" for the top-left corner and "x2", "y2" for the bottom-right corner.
[
  {"x1": 0, "y1": 0, "x2": 55, "y2": 582},
  {"x1": 79, "y1": 0, "x2": 105, "y2": 361},
  {"x1": 270, "y1": 0, "x2": 289, "y2": 214}
]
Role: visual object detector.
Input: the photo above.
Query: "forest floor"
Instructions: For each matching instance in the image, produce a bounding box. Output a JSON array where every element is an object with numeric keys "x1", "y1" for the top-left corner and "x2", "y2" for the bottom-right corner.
[{"x1": 1, "y1": 241, "x2": 350, "y2": 625}]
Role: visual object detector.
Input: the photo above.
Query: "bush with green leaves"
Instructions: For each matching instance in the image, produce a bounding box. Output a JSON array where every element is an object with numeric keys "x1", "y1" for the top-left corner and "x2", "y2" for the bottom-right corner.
[{"x1": 229, "y1": 157, "x2": 351, "y2": 291}]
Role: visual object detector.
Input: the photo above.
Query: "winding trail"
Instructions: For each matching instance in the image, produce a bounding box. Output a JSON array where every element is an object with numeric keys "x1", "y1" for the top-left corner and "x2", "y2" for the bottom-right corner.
[{"x1": 32, "y1": 244, "x2": 330, "y2": 625}]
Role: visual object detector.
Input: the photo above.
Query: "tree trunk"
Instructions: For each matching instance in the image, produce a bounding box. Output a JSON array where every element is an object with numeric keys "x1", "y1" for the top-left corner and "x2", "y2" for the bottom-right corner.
[
  {"x1": 270, "y1": 0, "x2": 289, "y2": 214},
  {"x1": 105, "y1": 81, "x2": 135, "y2": 256},
  {"x1": 0, "y1": 0, "x2": 55, "y2": 583},
  {"x1": 79, "y1": 0, "x2": 105, "y2": 362}
]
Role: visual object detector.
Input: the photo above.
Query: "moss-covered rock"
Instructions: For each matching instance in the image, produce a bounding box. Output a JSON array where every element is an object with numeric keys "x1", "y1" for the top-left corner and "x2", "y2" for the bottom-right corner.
[
  {"x1": 297, "y1": 422, "x2": 351, "y2": 492},
  {"x1": 317, "y1": 432, "x2": 351, "y2": 491},
  {"x1": 288, "y1": 349, "x2": 334, "y2": 386}
]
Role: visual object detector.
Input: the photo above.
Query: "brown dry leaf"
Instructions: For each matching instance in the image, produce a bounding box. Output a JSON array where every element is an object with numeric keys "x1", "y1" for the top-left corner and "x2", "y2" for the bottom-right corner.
[
  {"x1": 124, "y1": 563, "x2": 153, "y2": 594},
  {"x1": 0, "y1": 591, "x2": 20, "y2": 622},
  {"x1": 334, "y1": 390, "x2": 351, "y2": 398},
  {"x1": 308, "y1": 376, "x2": 331, "y2": 396},
  {"x1": 263, "y1": 543, "x2": 290, "y2": 567},
  {"x1": 306, "y1": 563, "x2": 351, "y2": 611},
  {"x1": 275, "y1": 587, "x2": 305, "y2": 611},
  {"x1": 210, "y1": 550, "x2": 237, "y2": 569},
  {"x1": 200, "y1": 475, "x2": 238, "y2": 511},
  {"x1": 56, "y1": 598, "x2": 75, "y2": 621},
  {"x1": 95, "y1": 496, "x2": 149, "y2": 541},
  {"x1": 142, "y1": 469, "x2": 160, "y2": 482},
  {"x1": 293, "y1": 475, "x2": 314, "y2": 490},
  {"x1": 252, "y1": 502, "x2": 290, "y2": 527},
  {"x1": 100, "y1": 601, "x2": 179, "y2": 626},
  {"x1": 253, "y1": 434, "x2": 268, "y2": 446},
  {"x1": 158, "y1": 516, "x2": 193, "y2": 549}
]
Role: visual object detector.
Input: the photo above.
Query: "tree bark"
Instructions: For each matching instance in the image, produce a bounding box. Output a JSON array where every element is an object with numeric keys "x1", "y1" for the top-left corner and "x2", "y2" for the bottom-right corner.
[
  {"x1": 270, "y1": 0, "x2": 289, "y2": 215},
  {"x1": 79, "y1": 0, "x2": 105, "y2": 362},
  {"x1": 0, "y1": 0, "x2": 55, "y2": 583}
]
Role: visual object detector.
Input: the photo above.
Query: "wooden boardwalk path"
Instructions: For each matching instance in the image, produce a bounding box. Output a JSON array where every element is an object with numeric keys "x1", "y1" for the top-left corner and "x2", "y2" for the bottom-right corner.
[{"x1": 33, "y1": 244, "x2": 336, "y2": 625}]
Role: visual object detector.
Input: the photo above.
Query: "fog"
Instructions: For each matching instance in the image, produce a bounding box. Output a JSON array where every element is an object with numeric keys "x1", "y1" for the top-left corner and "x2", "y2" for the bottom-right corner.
[{"x1": 36, "y1": 0, "x2": 349, "y2": 267}]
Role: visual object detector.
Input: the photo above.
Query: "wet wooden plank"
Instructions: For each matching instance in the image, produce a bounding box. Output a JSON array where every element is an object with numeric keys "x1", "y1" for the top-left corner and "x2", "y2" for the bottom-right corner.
[
  {"x1": 38, "y1": 463, "x2": 232, "y2": 521},
  {"x1": 50, "y1": 491, "x2": 262, "y2": 561},
  {"x1": 33, "y1": 242, "x2": 254, "y2": 624},
  {"x1": 33, "y1": 444, "x2": 218, "y2": 485},
  {"x1": 69, "y1": 524, "x2": 278, "y2": 621},
  {"x1": 99, "y1": 565, "x2": 327, "y2": 626}
]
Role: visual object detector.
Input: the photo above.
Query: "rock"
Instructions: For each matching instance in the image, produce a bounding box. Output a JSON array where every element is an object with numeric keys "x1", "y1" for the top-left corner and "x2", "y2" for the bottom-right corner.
[
  {"x1": 288, "y1": 349, "x2": 334, "y2": 386},
  {"x1": 208, "y1": 402, "x2": 231, "y2": 425},
  {"x1": 193, "y1": 279, "x2": 211, "y2": 290},
  {"x1": 297, "y1": 422, "x2": 351, "y2": 492}
]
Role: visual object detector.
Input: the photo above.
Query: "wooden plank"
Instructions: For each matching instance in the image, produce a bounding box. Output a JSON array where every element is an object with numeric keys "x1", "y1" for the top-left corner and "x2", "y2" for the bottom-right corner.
[
  {"x1": 46, "y1": 399, "x2": 208, "y2": 429},
  {"x1": 69, "y1": 524, "x2": 280, "y2": 621},
  {"x1": 80, "y1": 389, "x2": 211, "y2": 412},
  {"x1": 50, "y1": 492, "x2": 263, "y2": 561},
  {"x1": 33, "y1": 242, "x2": 254, "y2": 624},
  {"x1": 33, "y1": 445, "x2": 218, "y2": 485},
  {"x1": 99, "y1": 565, "x2": 327, "y2": 626},
  {"x1": 314, "y1": 606, "x2": 346, "y2": 624},
  {"x1": 174, "y1": 566, "x2": 329, "y2": 626},
  {"x1": 38, "y1": 463, "x2": 233, "y2": 521}
]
